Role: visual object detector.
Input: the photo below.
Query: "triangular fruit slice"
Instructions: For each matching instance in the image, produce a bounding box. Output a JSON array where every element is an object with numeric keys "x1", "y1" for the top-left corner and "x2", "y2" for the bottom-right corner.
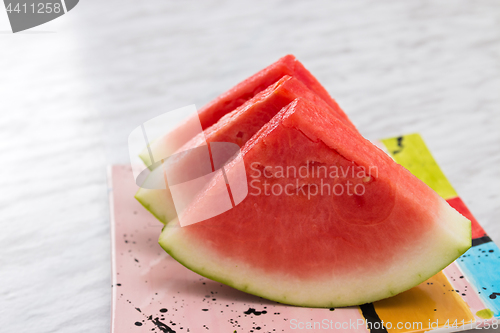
[
  {"x1": 159, "y1": 98, "x2": 471, "y2": 307},
  {"x1": 198, "y1": 54, "x2": 350, "y2": 130},
  {"x1": 139, "y1": 55, "x2": 354, "y2": 167},
  {"x1": 136, "y1": 75, "x2": 356, "y2": 224}
]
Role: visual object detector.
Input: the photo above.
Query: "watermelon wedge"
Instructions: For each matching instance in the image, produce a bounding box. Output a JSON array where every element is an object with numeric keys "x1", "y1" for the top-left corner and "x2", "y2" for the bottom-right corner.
[
  {"x1": 136, "y1": 75, "x2": 356, "y2": 224},
  {"x1": 138, "y1": 55, "x2": 355, "y2": 168},
  {"x1": 159, "y1": 98, "x2": 471, "y2": 307}
]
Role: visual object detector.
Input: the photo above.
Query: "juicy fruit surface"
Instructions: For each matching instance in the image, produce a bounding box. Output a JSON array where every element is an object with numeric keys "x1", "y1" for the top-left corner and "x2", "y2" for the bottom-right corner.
[
  {"x1": 136, "y1": 55, "x2": 357, "y2": 225},
  {"x1": 196, "y1": 54, "x2": 350, "y2": 131},
  {"x1": 160, "y1": 98, "x2": 471, "y2": 307},
  {"x1": 138, "y1": 54, "x2": 355, "y2": 168},
  {"x1": 136, "y1": 75, "x2": 356, "y2": 224}
]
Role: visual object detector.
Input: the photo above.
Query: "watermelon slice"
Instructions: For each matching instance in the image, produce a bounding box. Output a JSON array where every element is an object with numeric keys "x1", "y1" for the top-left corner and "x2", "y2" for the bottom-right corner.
[
  {"x1": 159, "y1": 98, "x2": 471, "y2": 307},
  {"x1": 136, "y1": 75, "x2": 356, "y2": 224},
  {"x1": 138, "y1": 55, "x2": 355, "y2": 168}
]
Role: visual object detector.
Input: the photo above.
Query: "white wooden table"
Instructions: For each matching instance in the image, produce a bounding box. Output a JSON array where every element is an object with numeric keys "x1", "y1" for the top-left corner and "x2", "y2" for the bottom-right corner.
[{"x1": 1, "y1": 1, "x2": 499, "y2": 332}]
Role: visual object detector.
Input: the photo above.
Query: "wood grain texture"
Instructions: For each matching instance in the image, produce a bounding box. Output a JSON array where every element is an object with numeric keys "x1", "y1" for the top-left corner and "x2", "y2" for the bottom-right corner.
[{"x1": 0, "y1": 1, "x2": 499, "y2": 332}]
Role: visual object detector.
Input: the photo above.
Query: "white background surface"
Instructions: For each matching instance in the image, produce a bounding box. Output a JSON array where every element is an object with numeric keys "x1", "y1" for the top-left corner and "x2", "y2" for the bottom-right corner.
[{"x1": 0, "y1": 1, "x2": 499, "y2": 332}]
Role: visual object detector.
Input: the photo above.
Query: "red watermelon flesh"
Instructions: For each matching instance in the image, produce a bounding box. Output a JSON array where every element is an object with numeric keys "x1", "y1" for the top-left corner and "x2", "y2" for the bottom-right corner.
[
  {"x1": 136, "y1": 75, "x2": 355, "y2": 223},
  {"x1": 197, "y1": 54, "x2": 351, "y2": 130},
  {"x1": 190, "y1": 73, "x2": 357, "y2": 152},
  {"x1": 139, "y1": 55, "x2": 356, "y2": 167},
  {"x1": 159, "y1": 98, "x2": 471, "y2": 307}
]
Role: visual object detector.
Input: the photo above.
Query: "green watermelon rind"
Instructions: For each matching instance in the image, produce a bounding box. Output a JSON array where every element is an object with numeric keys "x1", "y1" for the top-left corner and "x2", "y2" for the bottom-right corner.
[
  {"x1": 135, "y1": 187, "x2": 169, "y2": 224},
  {"x1": 138, "y1": 137, "x2": 158, "y2": 170},
  {"x1": 134, "y1": 161, "x2": 176, "y2": 225},
  {"x1": 158, "y1": 200, "x2": 471, "y2": 308}
]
